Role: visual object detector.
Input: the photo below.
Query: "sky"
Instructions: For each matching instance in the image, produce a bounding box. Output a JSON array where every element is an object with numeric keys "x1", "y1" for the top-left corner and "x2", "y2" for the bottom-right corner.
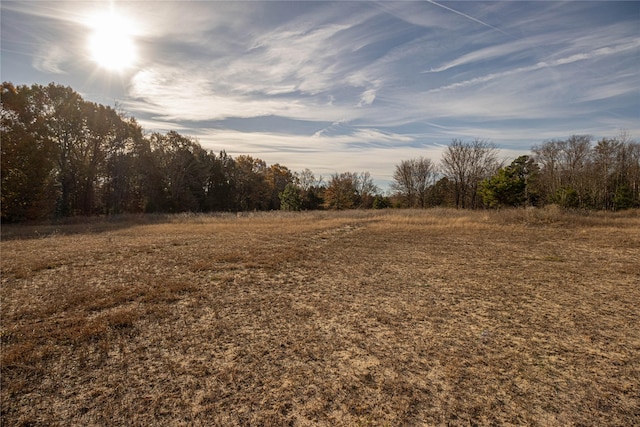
[{"x1": 2, "y1": 1, "x2": 639, "y2": 189}]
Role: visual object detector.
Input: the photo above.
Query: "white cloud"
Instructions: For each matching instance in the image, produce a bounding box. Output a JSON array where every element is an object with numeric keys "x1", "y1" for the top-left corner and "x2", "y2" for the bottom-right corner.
[
  {"x1": 358, "y1": 89, "x2": 377, "y2": 107},
  {"x1": 193, "y1": 127, "x2": 435, "y2": 188},
  {"x1": 197, "y1": 126, "x2": 415, "y2": 155},
  {"x1": 126, "y1": 66, "x2": 364, "y2": 123},
  {"x1": 32, "y1": 44, "x2": 69, "y2": 74},
  {"x1": 192, "y1": 126, "x2": 534, "y2": 190}
]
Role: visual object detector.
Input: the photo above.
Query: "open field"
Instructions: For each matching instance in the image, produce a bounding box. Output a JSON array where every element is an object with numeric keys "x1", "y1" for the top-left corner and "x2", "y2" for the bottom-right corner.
[{"x1": 2, "y1": 208, "x2": 639, "y2": 426}]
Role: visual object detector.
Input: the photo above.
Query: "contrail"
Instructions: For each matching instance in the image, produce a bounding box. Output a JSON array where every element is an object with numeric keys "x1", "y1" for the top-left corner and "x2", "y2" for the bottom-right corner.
[{"x1": 426, "y1": 0, "x2": 514, "y2": 38}]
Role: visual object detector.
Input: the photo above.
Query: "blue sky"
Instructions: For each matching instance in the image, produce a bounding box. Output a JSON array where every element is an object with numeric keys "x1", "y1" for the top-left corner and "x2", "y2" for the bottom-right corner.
[{"x1": 2, "y1": 1, "x2": 639, "y2": 188}]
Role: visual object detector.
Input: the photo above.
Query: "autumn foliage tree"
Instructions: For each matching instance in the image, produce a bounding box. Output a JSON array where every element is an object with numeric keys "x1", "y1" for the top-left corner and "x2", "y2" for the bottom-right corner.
[
  {"x1": 1, "y1": 82, "x2": 145, "y2": 219},
  {"x1": 266, "y1": 164, "x2": 295, "y2": 210},
  {"x1": 323, "y1": 172, "x2": 358, "y2": 210},
  {"x1": 1, "y1": 83, "x2": 326, "y2": 220},
  {"x1": 323, "y1": 172, "x2": 379, "y2": 210},
  {"x1": 1, "y1": 83, "x2": 57, "y2": 221}
]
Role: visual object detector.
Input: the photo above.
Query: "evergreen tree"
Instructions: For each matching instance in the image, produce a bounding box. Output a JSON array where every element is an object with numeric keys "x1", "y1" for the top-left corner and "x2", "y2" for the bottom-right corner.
[
  {"x1": 480, "y1": 156, "x2": 539, "y2": 208},
  {"x1": 279, "y1": 183, "x2": 303, "y2": 211}
]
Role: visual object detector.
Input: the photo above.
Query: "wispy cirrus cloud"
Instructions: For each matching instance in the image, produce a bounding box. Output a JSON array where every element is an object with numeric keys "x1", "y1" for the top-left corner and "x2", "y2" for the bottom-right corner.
[
  {"x1": 427, "y1": 37, "x2": 640, "y2": 94},
  {"x1": 86, "y1": 1, "x2": 640, "y2": 138},
  {"x1": 193, "y1": 126, "x2": 439, "y2": 185},
  {"x1": 125, "y1": 3, "x2": 387, "y2": 123},
  {"x1": 126, "y1": 65, "x2": 361, "y2": 123},
  {"x1": 32, "y1": 44, "x2": 70, "y2": 74}
]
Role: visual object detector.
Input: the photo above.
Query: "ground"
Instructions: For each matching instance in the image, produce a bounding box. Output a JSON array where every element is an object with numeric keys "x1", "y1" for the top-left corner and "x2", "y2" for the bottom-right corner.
[{"x1": 1, "y1": 208, "x2": 639, "y2": 426}]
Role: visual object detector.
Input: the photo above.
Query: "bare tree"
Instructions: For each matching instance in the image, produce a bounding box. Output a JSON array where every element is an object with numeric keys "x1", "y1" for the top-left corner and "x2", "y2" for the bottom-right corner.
[
  {"x1": 296, "y1": 168, "x2": 318, "y2": 192},
  {"x1": 295, "y1": 168, "x2": 325, "y2": 210},
  {"x1": 441, "y1": 139, "x2": 500, "y2": 208},
  {"x1": 562, "y1": 135, "x2": 592, "y2": 204},
  {"x1": 533, "y1": 135, "x2": 592, "y2": 207},
  {"x1": 532, "y1": 139, "x2": 563, "y2": 203},
  {"x1": 392, "y1": 159, "x2": 416, "y2": 207},
  {"x1": 613, "y1": 133, "x2": 640, "y2": 209},
  {"x1": 591, "y1": 138, "x2": 621, "y2": 210},
  {"x1": 391, "y1": 157, "x2": 436, "y2": 208},
  {"x1": 355, "y1": 171, "x2": 379, "y2": 208}
]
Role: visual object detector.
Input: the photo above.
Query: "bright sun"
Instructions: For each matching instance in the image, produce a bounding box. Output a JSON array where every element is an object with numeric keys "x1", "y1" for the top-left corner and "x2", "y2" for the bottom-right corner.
[{"x1": 87, "y1": 10, "x2": 137, "y2": 72}]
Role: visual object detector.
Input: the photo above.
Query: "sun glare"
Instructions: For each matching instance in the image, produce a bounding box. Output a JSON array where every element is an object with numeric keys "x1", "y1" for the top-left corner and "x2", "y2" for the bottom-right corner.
[{"x1": 87, "y1": 9, "x2": 137, "y2": 72}]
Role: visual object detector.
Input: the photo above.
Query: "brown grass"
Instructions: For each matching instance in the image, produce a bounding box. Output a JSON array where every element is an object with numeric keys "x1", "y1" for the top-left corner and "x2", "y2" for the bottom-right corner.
[{"x1": 2, "y1": 208, "x2": 639, "y2": 426}]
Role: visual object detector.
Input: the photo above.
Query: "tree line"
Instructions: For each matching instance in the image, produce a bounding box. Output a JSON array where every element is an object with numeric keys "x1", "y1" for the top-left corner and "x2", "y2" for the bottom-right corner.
[
  {"x1": 2, "y1": 82, "x2": 639, "y2": 222},
  {"x1": 392, "y1": 135, "x2": 640, "y2": 211},
  {"x1": 1, "y1": 82, "x2": 377, "y2": 221}
]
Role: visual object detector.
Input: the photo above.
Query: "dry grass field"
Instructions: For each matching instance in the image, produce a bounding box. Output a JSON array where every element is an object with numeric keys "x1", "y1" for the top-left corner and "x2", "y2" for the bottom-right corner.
[{"x1": 1, "y1": 208, "x2": 639, "y2": 426}]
